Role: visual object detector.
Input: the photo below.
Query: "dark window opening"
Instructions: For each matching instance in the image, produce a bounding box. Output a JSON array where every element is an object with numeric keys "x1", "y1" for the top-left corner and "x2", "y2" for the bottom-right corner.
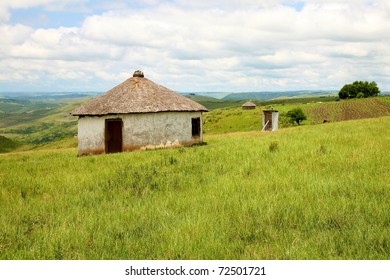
[{"x1": 192, "y1": 118, "x2": 201, "y2": 137}]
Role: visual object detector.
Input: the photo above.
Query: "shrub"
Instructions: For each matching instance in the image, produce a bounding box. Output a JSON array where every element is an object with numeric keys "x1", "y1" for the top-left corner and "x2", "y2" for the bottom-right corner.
[
  {"x1": 269, "y1": 141, "x2": 278, "y2": 152},
  {"x1": 286, "y1": 108, "x2": 307, "y2": 125}
]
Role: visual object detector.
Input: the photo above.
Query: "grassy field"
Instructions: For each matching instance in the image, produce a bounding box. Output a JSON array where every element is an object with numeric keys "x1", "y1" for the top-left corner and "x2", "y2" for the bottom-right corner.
[
  {"x1": 1, "y1": 116, "x2": 389, "y2": 259},
  {"x1": 305, "y1": 97, "x2": 390, "y2": 123}
]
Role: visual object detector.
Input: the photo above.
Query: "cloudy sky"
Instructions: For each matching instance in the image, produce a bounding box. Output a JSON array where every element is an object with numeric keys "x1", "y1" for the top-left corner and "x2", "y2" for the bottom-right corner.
[{"x1": 1, "y1": 0, "x2": 390, "y2": 93}]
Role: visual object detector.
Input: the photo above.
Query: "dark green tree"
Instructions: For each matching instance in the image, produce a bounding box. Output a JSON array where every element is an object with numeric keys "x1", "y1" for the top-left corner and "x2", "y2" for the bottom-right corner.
[
  {"x1": 367, "y1": 81, "x2": 380, "y2": 97},
  {"x1": 286, "y1": 108, "x2": 307, "y2": 125},
  {"x1": 357, "y1": 92, "x2": 364, "y2": 98},
  {"x1": 338, "y1": 81, "x2": 380, "y2": 99}
]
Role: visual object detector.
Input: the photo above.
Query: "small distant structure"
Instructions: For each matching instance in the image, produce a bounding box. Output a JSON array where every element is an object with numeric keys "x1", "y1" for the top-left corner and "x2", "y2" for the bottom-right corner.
[
  {"x1": 72, "y1": 70, "x2": 208, "y2": 156},
  {"x1": 242, "y1": 101, "x2": 256, "y2": 110},
  {"x1": 262, "y1": 109, "x2": 279, "y2": 131}
]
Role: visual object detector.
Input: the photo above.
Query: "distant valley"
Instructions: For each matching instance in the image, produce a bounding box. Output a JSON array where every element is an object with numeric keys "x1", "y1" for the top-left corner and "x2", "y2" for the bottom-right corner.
[
  {"x1": 1, "y1": 90, "x2": 337, "y2": 101},
  {"x1": 1, "y1": 91, "x2": 390, "y2": 154}
]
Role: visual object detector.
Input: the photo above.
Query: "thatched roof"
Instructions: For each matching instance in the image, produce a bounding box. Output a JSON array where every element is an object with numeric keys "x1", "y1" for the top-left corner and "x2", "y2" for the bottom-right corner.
[
  {"x1": 242, "y1": 101, "x2": 256, "y2": 107},
  {"x1": 72, "y1": 71, "x2": 208, "y2": 116}
]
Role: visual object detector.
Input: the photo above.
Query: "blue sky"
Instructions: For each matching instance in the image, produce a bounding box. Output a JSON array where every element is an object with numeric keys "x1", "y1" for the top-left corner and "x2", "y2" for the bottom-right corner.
[
  {"x1": 1, "y1": 0, "x2": 390, "y2": 93},
  {"x1": 10, "y1": 7, "x2": 86, "y2": 28}
]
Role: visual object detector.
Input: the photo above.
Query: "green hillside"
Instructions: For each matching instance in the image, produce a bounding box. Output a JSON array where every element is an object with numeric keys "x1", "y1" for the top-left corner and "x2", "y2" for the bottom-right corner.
[
  {"x1": 1, "y1": 96, "x2": 390, "y2": 153},
  {"x1": 185, "y1": 94, "x2": 243, "y2": 110},
  {"x1": 222, "y1": 90, "x2": 335, "y2": 101},
  {"x1": 203, "y1": 96, "x2": 390, "y2": 134},
  {"x1": 0, "y1": 135, "x2": 21, "y2": 153},
  {"x1": 1, "y1": 116, "x2": 389, "y2": 259},
  {"x1": 305, "y1": 97, "x2": 390, "y2": 123},
  {"x1": 0, "y1": 97, "x2": 84, "y2": 149}
]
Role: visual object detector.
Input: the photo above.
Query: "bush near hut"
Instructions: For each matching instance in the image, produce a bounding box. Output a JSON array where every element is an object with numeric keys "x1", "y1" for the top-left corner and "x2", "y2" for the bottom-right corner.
[{"x1": 286, "y1": 107, "x2": 307, "y2": 125}]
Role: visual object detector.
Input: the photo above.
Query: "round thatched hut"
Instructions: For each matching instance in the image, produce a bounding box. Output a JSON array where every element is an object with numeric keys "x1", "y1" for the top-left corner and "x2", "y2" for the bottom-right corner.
[
  {"x1": 72, "y1": 70, "x2": 208, "y2": 155},
  {"x1": 242, "y1": 101, "x2": 256, "y2": 110}
]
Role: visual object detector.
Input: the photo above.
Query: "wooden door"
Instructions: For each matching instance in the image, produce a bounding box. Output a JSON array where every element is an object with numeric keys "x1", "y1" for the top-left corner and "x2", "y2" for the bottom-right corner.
[
  {"x1": 264, "y1": 112, "x2": 272, "y2": 131},
  {"x1": 105, "y1": 119, "x2": 123, "y2": 153}
]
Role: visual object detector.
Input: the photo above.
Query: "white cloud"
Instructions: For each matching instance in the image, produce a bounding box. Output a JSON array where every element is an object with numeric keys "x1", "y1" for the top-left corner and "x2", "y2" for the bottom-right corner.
[{"x1": 1, "y1": 0, "x2": 390, "y2": 92}]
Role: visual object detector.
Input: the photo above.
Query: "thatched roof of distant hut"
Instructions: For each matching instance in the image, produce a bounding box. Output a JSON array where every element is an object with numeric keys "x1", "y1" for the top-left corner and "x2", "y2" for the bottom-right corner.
[
  {"x1": 242, "y1": 101, "x2": 256, "y2": 107},
  {"x1": 72, "y1": 71, "x2": 208, "y2": 116}
]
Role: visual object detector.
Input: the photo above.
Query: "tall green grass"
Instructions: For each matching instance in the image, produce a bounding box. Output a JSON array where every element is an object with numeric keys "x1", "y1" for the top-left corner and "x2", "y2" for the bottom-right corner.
[{"x1": 0, "y1": 117, "x2": 389, "y2": 259}]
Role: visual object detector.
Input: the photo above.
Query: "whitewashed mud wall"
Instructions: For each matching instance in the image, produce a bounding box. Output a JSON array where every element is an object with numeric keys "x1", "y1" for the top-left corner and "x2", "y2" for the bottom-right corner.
[
  {"x1": 77, "y1": 116, "x2": 106, "y2": 154},
  {"x1": 77, "y1": 111, "x2": 203, "y2": 155}
]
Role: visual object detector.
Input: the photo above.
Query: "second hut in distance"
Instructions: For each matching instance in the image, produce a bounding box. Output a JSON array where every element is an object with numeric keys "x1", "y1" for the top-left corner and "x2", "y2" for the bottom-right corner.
[{"x1": 242, "y1": 101, "x2": 256, "y2": 110}]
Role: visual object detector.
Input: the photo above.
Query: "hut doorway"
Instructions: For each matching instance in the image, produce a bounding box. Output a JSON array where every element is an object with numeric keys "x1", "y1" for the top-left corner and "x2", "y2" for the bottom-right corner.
[{"x1": 105, "y1": 119, "x2": 123, "y2": 153}]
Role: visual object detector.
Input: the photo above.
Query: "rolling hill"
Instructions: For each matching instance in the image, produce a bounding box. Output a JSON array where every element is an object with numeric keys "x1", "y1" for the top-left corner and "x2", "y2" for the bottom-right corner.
[
  {"x1": 0, "y1": 97, "x2": 84, "y2": 148},
  {"x1": 185, "y1": 94, "x2": 243, "y2": 110},
  {"x1": 222, "y1": 90, "x2": 336, "y2": 101},
  {"x1": 1, "y1": 95, "x2": 390, "y2": 153},
  {"x1": 0, "y1": 135, "x2": 21, "y2": 153},
  {"x1": 203, "y1": 96, "x2": 390, "y2": 134}
]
